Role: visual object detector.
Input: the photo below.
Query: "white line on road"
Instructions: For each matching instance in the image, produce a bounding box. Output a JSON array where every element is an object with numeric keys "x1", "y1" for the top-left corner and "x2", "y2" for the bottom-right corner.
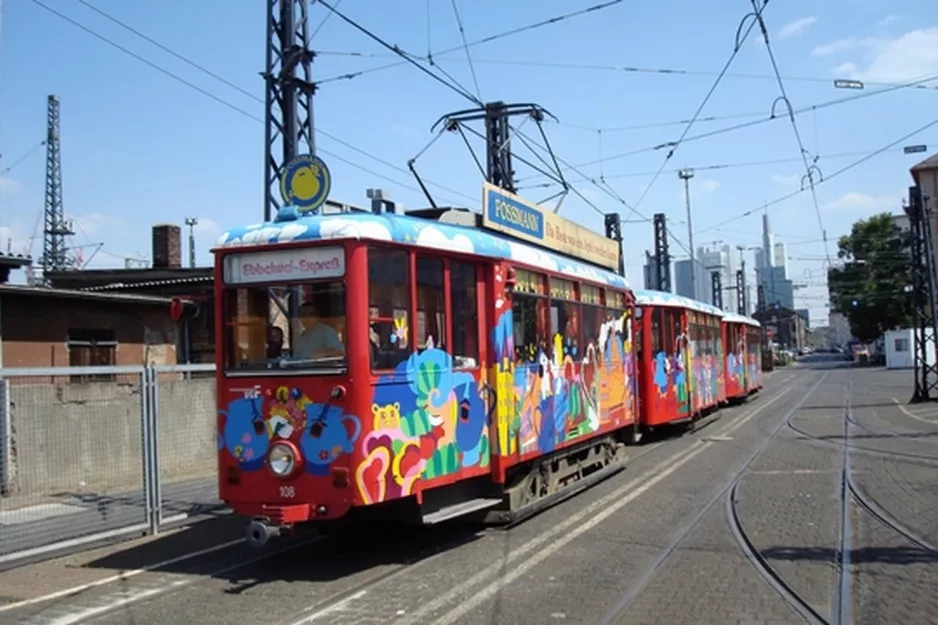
[
  {"x1": 0, "y1": 537, "x2": 244, "y2": 614},
  {"x1": 891, "y1": 397, "x2": 938, "y2": 424},
  {"x1": 5, "y1": 535, "x2": 321, "y2": 625},
  {"x1": 394, "y1": 384, "x2": 795, "y2": 625}
]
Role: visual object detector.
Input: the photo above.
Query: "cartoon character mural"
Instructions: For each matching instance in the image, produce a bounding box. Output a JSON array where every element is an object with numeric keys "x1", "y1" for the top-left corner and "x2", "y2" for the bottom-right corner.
[
  {"x1": 220, "y1": 387, "x2": 362, "y2": 475},
  {"x1": 491, "y1": 264, "x2": 635, "y2": 459},
  {"x1": 355, "y1": 347, "x2": 493, "y2": 505}
]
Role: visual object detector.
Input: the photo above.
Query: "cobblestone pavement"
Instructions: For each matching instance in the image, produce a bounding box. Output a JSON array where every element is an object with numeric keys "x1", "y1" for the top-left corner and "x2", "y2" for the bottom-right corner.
[{"x1": 1, "y1": 363, "x2": 935, "y2": 625}]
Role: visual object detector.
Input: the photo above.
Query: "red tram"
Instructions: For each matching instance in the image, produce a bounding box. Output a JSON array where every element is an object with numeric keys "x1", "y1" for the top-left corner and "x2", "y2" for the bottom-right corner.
[
  {"x1": 722, "y1": 312, "x2": 764, "y2": 399},
  {"x1": 212, "y1": 190, "x2": 763, "y2": 546}
]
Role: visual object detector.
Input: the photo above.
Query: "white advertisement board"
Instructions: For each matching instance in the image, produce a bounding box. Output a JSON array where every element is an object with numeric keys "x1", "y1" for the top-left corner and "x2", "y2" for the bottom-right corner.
[{"x1": 223, "y1": 246, "x2": 345, "y2": 284}]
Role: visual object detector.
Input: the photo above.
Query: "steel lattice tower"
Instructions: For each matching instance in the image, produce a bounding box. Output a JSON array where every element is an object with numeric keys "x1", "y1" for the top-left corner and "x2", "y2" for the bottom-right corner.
[
  {"x1": 41, "y1": 95, "x2": 73, "y2": 275},
  {"x1": 263, "y1": 0, "x2": 316, "y2": 222}
]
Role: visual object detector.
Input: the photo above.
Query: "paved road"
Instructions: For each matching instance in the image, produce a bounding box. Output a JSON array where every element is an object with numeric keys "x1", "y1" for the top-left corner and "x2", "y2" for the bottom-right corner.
[{"x1": 0, "y1": 360, "x2": 935, "y2": 625}]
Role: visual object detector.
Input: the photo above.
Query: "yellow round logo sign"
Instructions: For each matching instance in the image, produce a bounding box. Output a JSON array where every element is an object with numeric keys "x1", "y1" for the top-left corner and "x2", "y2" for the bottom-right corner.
[{"x1": 279, "y1": 154, "x2": 331, "y2": 212}]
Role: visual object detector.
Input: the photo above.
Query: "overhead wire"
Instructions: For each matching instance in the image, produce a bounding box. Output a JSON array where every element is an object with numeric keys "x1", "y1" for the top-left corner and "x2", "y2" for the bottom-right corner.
[
  {"x1": 316, "y1": 51, "x2": 938, "y2": 96},
  {"x1": 515, "y1": 146, "x2": 934, "y2": 188},
  {"x1": 449, "y1": 0, "x2": 482, "y2": 102},
  {"x1": 315, "y1": 0, "x2": 626, "y2": 86},
  {"x1": 699, "y1": 114, "x2": 938, "y2": 234},
  {"x1": 571, "y1": 71, "x2": 938, "y2": 170},
  {"x1": 315, "y1": 0, "x2": 482, "y2": 106},
  {"x1": 35, "y1": 0, "x2": 478, "y2": 206},
  {"x1": 750, "y1": 1, "x2": 830, "y2": 264},
  {"x1": 628, "y1": 2, "x2": 765, "y2": 214}
]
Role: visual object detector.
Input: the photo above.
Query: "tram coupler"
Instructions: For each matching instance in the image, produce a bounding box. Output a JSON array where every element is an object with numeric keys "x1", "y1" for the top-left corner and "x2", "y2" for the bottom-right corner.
[{"x1": 245, "y1": 517, "x2": 281, "y2": 549}]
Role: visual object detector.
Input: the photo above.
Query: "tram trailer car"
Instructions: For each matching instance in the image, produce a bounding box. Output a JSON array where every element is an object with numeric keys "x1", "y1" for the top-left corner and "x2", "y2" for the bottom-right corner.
[
  {"x1": 212, "y1": 207, "x2": 643, "y2": 547},
  {"x1": 632, "y1": 290, "x2": 727, "y2": 437},
  {"x1": 721, "y1": 312, "x2": 763, "y2": 399}
]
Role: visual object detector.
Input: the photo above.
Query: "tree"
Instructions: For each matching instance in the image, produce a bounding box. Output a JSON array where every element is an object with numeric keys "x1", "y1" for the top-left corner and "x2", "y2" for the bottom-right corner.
[{"x1": 827, "y1": 212, "x2": 913, "y2": 343}]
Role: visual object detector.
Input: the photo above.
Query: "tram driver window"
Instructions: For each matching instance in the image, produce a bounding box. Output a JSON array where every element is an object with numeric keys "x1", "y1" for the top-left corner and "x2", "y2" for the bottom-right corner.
[{"x1": 368, "y1": 247, "x2": 411, "y2": 371}]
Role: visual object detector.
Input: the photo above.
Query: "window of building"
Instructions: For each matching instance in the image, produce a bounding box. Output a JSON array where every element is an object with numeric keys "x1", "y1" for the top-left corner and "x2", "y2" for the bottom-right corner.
[
  {"x1": 67, "y1": 329, "x2": 117, "y2": 382},
  {"x1": 450, "y1": 261, "x2": 478, "y2": 368},
  {"x1": 369, "y1": 247, "x2": 411, "y2": 370},
  {"x1": 415, "y1": 256, "x2": 446, "y2": 351},
  {"x1": 223, "y1": 281, "x2": 347, "y2": 372},
  {"x1": 895, "y1": 337, "x2": 909, "y2": 352}
]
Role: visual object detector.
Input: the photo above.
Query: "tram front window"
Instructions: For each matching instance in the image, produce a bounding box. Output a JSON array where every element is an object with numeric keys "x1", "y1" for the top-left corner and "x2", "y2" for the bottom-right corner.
[{"x1": 223, "y1": 280, "x2": 347, "y2": 372}]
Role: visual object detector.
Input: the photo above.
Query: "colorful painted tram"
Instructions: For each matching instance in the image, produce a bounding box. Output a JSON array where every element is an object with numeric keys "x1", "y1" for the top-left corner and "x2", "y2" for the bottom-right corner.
[{"x1": 212, "y1": 199, "x2": 764, "y2": 547}]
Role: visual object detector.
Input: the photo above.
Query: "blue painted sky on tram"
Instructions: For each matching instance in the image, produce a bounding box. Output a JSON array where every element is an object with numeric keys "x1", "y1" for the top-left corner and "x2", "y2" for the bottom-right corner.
[{"x1": 2, "y1": 1, "x2": 937, "y2": 325}]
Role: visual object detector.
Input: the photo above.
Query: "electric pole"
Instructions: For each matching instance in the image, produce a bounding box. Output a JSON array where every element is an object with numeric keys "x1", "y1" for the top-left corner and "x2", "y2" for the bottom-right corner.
[
  {"x1": 263, "y1": 0, "x2": 315, "y2": 222},
  {"x1": 679, "y1": 169, "x2": 696, "y2": 298}
]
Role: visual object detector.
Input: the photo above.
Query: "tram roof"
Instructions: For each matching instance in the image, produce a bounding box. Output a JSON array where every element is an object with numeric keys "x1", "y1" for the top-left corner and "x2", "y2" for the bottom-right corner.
[
  {"x1": 633, "y1": 289, "x2": 727, "y2": 318},
  {"x1": 214, "y1": 211, "x2": 630, "y2": 290},
  {"x1": 721, "y1": 312, "x2": 761, "y2": 328}
]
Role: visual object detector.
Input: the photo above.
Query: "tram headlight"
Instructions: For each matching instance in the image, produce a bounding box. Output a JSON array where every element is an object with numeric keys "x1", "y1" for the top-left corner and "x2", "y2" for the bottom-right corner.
[{"x1": 268, "y1": 443, "x2": 297, "y2": 477}]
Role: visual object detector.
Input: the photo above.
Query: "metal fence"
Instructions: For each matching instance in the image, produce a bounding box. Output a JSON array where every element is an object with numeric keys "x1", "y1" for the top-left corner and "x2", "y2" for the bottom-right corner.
[{"x1": 0, "y1": 363, "x2": 222, "y2": 566}]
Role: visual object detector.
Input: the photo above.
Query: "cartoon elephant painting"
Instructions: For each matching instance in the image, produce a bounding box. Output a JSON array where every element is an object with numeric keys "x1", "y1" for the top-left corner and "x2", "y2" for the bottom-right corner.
[{"x1": 299, "y1": 403, "x2": 362, "y2": 475}]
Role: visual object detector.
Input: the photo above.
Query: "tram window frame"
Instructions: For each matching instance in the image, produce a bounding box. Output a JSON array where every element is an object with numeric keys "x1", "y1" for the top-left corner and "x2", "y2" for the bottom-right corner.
[
  {"x1": 415, "y1": 255, "x2": 446, "y2": 352},
  {"x1": 512, "y1": 268, "x2": 550, "y2": 363},
  {"x1": 651, "y1": 308, "x2": 662, "y2": 353},
  {"x1": 222, "y1": 279, "x2": 348, "y2": 373},
  {"x1": 549, "y1": 276, "x2": 581, "y2": 358},
  {"x1": 368, "y1": 246, "x2": 412, "y2": 372},
  {"x1": 449, "y1": 260, "x2": 480, "y2": 369}
]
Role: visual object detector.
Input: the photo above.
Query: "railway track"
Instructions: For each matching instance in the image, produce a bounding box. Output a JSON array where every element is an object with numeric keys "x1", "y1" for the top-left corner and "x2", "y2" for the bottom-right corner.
[
  {"x1": 593, "y1": 372, "x2": 826, "y2": 625},
  {"x1": 723, "y1": 371, "x2": 938, "y2": 625}
]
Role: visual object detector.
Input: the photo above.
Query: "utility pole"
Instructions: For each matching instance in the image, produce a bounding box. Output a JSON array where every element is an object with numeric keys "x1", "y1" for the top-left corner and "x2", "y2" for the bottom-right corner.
[
  {"x1": 678, "y1": 169, "x2": 696, "y2": 297},
  {"x1": 41, "y1": 95, "x2": 74, "y2": 279},
  {"x1": 184, "y1": 217, "x2": 198, "y2": 268},
  {"x1": 263, "y1": 0, "x2": 315, "y2": 222}
]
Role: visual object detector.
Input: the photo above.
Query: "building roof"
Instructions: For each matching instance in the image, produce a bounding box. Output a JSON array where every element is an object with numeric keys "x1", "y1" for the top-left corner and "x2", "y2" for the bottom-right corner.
[
  {"x1": 214, "y1": 211, "x2": 630, "y2": 290},
  {"x1": 911, "y1": 152, "x2": 938, "y2": 173},
  {"x1": 79, "y1": 275, "x2": 214, "y2": 291},
  {"x1": 0, "y1": 284, "x2": 174, "y2": 305},
  {"x1": 0, "y1": 253, "x2": 33, "y2": 268},
  {"x1": 45, "y1": 267, "x2": 212, "y2": 289}
]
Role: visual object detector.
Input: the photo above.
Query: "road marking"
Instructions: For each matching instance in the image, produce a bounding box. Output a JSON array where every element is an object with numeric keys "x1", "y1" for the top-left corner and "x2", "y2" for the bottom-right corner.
[
  {"x1": 27, "y1": 536, "x2": 321, "y2": 625},
  {"x1": 395, "y1": 384, "x2": 794, "y2": 625},
  {"x1": 0, "y1": 537, "x2": 245, "y2": 614},
  {"x1": 891, "y1": 397, "x2": 938, "y2": 424}
]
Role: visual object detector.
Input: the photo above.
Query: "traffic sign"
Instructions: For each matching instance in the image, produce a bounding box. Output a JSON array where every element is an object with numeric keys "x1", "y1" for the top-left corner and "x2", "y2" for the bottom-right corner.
[{"x1": 904, "y1": 145, "x2": 928, "y2": 154}]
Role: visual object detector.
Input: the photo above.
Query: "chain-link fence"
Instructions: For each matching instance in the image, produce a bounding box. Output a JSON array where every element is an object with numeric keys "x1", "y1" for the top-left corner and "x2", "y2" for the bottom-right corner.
[{"x1": 0, "y1": 363, "x2": 221, "y2": 566}]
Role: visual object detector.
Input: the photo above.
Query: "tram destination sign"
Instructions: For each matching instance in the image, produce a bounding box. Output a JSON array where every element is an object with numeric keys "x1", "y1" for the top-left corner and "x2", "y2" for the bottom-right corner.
[
  {"x1": 223, "y1": 246, "x2": 346, "y2": 284},
  {"x1": 481, "y1": 182, "x2": 620, "y2": 272}
]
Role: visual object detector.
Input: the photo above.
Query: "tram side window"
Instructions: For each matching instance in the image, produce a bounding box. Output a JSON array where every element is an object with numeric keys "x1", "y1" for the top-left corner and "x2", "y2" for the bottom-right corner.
[
  {"x1": 549, "y1": 279, "x2": 580, "y2": 359},
  {"x1": 450, "y1": 261, "x2": 479, "y2": 368},
  {"x1": 651, "y1": 308, "x2": 662, "y2": 353},
  {"x1": 416, "y1": 256, "x2": 446, "y2": 351},
  {"x1": 369, "y1": 247, "x2": 411, "y2": 370},
  {"x1": 582, "y1": 302, "x2": 603, "y2": 352}
]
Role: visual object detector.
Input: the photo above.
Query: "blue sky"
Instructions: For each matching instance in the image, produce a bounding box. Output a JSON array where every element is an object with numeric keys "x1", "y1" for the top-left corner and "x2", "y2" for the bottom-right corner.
[{"x1": 1, "y1": 0, "x2": 937, "y2": 325}]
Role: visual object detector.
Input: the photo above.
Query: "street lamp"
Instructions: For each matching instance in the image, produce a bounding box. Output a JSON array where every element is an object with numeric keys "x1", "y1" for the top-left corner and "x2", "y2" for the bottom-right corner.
[
  {"x1": 184, "y1": 217, "x2": 198, "y2": 269},
  {"x1": 678, "y1": 169, "x2": 696, "y2": 296}
]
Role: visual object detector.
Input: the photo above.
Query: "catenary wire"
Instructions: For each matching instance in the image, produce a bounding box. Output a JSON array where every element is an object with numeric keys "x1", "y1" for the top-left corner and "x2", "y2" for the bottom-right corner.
[
  {"x1": 698, "y1": 114, "x2": 938, "y2": 234},
  {"x1": 750, "y1": 3, "x2": 831, "y2": 264},
  {"x1": 35, "y1": 0, "x2": 478, "y2": 206},
  {"x1": 571, "y1": 72, "x2": 938, "y2": 170},
  {"x1": 315, "y1": 0, "x2": 626, "y2": 85},
  {"x1": 628, "y1": 1, "x2": 765, "y2": 214},
  {"x1": 316, "y1": 51, "x2": 938, "y2": 98},
  {"x1": 315, "y1": 0, "x2": 482, "y2": 105},
  {"x1": 448, "y1": 0, "x2": 482, "y2": 102}
]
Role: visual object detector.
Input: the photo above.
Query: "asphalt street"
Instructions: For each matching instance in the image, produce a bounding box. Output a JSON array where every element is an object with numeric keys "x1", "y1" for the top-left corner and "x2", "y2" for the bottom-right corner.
[{"x1": 0, "y1": 357, "x2": 935, "y2": 625}]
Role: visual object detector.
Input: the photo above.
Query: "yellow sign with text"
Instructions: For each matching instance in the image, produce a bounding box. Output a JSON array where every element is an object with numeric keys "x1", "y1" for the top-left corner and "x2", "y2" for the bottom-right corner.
[{"x1": 481, "y1": 182, "x2": 620, "y2": 272}]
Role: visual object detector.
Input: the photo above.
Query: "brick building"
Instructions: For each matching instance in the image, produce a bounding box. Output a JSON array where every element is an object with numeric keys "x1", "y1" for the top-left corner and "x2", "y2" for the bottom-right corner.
[
  {"x1": 0, "y1": 284, "x2": 179, "y2": 370},
  {"x1": 45, "y1": 224, "x2": 215, "y2": 363}
]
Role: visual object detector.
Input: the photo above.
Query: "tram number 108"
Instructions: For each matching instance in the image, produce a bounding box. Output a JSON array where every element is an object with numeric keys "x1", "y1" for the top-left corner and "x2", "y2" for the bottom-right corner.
[{"x1": 279, "y1": 486, "x2": 295, "y2": 499}]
